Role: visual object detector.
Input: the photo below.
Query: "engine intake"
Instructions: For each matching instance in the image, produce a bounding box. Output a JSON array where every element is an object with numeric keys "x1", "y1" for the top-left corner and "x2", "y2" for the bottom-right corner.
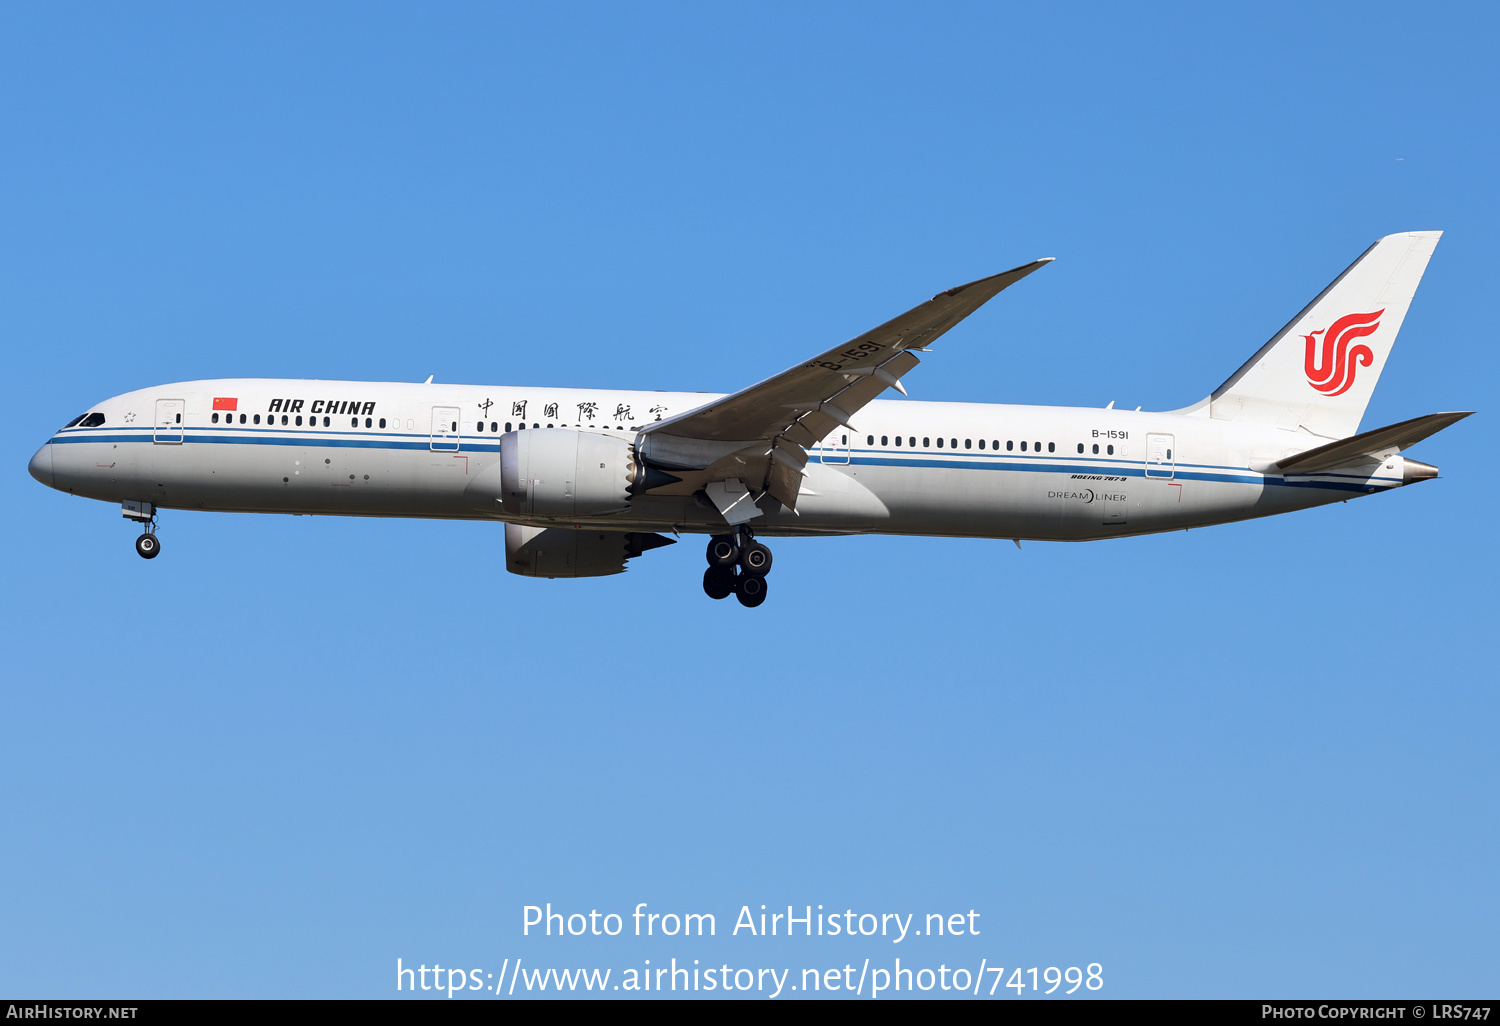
[{"x1": 499, "y1": 428, "x2": 637, "y2": 518}]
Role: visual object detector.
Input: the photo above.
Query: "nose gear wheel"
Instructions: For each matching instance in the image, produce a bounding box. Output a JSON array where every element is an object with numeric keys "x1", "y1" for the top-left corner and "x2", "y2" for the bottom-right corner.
[{"x1": 135, "y1": 530, "x2": 160, "y2": 559}]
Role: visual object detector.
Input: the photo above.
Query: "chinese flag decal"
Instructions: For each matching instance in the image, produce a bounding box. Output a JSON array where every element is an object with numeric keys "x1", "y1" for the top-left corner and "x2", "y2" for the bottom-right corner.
[{"x1": 212, "y1": 397, "x2": 238, "y2": 411}]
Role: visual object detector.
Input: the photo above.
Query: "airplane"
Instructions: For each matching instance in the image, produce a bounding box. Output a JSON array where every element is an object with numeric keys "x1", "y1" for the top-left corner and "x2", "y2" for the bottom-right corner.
[{"x1": 29, "y1": 230, "x2": 1470, "y2": 608}]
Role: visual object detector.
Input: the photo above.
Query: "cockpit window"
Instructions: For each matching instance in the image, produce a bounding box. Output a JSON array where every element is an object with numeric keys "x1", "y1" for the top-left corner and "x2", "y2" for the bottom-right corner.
[
  {"x1": 63, "y1": 414, "x2": 87, "y2": 428},
  {"x1": 79, "y1": 412, "x2": 105, "y2": 427}
]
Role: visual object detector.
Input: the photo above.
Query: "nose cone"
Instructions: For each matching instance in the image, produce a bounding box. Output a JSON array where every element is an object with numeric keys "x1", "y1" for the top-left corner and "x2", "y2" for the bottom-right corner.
[{"x1": 28, "y1": 443, "x2": 54, "y2": 488}]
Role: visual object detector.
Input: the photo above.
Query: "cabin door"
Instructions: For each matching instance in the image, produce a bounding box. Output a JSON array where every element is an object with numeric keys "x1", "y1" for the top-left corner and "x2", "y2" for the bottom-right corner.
[
  {"x1": 153, "y1": 399, "x2": 184, "y2": 444},
  {"x1": 820, "y1": 432, "x2": 850, "y2": 464},
  {"x1": 1145, "y1": 433, "x2": 1175, "y2": 478},
  {"x1": 430, "y1": 407, "x2": 461, "y2": 451}
]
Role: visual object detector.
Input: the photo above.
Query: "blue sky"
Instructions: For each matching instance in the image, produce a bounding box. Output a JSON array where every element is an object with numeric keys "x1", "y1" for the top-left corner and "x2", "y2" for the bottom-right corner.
[{"x1": 2, "y1": 2, "x2": 1495, "y2": 999}]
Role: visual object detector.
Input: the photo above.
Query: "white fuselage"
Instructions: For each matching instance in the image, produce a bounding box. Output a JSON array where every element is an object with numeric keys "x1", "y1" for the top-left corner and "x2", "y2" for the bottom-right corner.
[{"x1": 30, "y1": 378, "x2": 1409, "y2": 541}]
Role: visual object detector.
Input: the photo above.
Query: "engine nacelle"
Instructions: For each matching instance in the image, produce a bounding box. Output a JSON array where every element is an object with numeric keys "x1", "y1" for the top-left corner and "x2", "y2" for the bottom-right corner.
[
  {"x1": 498, "y1": 428, "x2": 637, "y2": 518},
  {"x1": 505, "y1": 524, "x2": 674, "y2": 578}
]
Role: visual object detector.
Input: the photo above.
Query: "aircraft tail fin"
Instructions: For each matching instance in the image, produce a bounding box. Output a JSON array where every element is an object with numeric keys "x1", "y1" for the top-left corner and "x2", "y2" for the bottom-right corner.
[{"x1": 1200, "y1": 231, "x2": 1442, "y2": 440}]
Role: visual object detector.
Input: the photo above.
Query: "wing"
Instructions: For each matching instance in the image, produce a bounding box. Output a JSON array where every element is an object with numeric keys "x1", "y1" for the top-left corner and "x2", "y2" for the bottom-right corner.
[{"x1": 636, "y1": 258, "x2": 1052, "y2": 514}]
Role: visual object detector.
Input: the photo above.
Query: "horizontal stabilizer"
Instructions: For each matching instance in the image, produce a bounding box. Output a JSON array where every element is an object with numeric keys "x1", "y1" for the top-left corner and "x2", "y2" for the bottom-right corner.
[{"x1": 1276, "y1": 411, "x2": 1472, "y2": 475}]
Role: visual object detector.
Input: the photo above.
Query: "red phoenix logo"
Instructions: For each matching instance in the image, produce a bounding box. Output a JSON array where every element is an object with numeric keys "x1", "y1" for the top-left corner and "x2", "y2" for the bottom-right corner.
[{"x1": 1303, "y1": 310, "x2": 1383, "y2": 396}]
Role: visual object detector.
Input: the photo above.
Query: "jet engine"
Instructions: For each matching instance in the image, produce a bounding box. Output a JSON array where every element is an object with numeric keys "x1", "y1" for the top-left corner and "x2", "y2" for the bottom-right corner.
[
  {"x1": 498, "y1": 428, "x2": 637, "y2": 518},
  {"x1": 505, "y1": 524, "x2": 674, "y2": 578}
]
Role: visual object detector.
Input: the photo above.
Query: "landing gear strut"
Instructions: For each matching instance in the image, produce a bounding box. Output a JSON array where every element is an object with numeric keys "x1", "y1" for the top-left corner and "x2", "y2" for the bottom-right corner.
[
  {"x1": 124, "y1": 501, "x2": 160, "y2": 560},
  {"x1": 701, "y1": 527, "x2": 772, "y2": 606}
]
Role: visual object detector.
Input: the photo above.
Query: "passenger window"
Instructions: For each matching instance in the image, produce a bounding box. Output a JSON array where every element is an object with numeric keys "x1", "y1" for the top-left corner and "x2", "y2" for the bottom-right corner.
[
  {"x1": 254, "y1": 414, "x2": 261, "y2": 424},
  {"x1": 881, "y1": 435, "x2": 888, "y2": 445},
  {"x1": 867, "y1": 435, "x2": 874, "y2": 445},
  {"x1": 506, "y1": 422, "x2": 513, "y2": 432},
  {"x1": 964, "y1": 439, "x2": 971, "y2": 449},
  {"x1": 842, "y1": 434, "x2": 848, "y2": 444},
  {"x1": 324, "y1": 416, "x2": 331, "y2": 427},
  {"x1": 978, "y1": 439, "x2": 985, "y2": 449},
  {"x1": 1077, "y1": 443, "x2": 1084, "y2": 454},
  {"x1": 1107, "y1": 445, "x2": 1114, "y2": 455},
  {"x1": 1033, "y1": 441, "x2": 1040, "y2": 451},
  {"x1": 1006, "y1": 440, "x2": 1013, "y2": 451},
  {"x1": 365, "y1": 417, "x2": 372, "y2": 428},
  {"x1": 936, "y1": 437, "x2": 943, "y2": 448},
  {"x1": 351, "y1": 417, "x2": 358, "y2": 427},
  {"x1": 281, "y1": 415, "x2": 289, "y2": 425},
  {"x1": 295, "y1": 416, "x2": 303, "y2": 426},
  {"x1": 992, "y1": 440, "x2": 999, "y2": 450},
  {"x1": 379, "y1": 418, "x2": 387, "y2": 428},
  {"x1": 491, "y1": 422, "x2": 497, "y2": 432},
  {"x1": 239, "y1": 414, "x2": 246, "y2": 424},
  {"x1": 175, "y1": 414, "x2": 181, "y2": 423},
  {"x1": 1048, "y1": 442, "x2": 1055, "y2": 453},
  {"x1": 476, "y1": 421, "x2": 484, "y2": 432},
  {"x1": 1167, "y1": 449, "x2": 1172, "y2": 459},
  {"x1": 1092, "y1": 443, "x2": 1099, "y2": 454},
  {"x1": 923, "y1": 437, "x2": 930, "y2": 447},
  {"x1": 1020, "y1": 441, "x2": 1027, "y2": 451},
  {"x1": 895, "y1": 435, "x2": 902, "y2": 446},
  {"x1": 518, "y1": 422, "x2": 525, "y2": 430},
  {"x1": 211, "y1": 413, "x2": 219, "y2": 423}
]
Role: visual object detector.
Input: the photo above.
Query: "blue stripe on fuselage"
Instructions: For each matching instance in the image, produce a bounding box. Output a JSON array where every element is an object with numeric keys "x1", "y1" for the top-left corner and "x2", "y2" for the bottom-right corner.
[{"x1": 46, "y1": 430, "x2": 1396, "y2": 493}]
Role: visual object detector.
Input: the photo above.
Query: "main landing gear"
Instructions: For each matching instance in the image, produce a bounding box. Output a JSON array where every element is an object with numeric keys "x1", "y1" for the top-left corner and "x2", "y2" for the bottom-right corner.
[
  {"x1": 124, "y1": 501, "x2": 160, "y2": 560},
  {"x1": 701, "y1": 528, "x2": 772, "y2": 607}
]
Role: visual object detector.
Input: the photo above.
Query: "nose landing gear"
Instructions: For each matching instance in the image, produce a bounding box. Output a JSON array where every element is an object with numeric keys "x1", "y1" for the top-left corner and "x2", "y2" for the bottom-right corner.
[
  {"x1": 701, "y1": 528, "x2": 772, "y2": 606},
  {"x1": 123, "y1": 500, "x2": 160, "y2": 560},
  {"x1": 134, "y1": 529, "x2": 161, "y2": 559}
]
